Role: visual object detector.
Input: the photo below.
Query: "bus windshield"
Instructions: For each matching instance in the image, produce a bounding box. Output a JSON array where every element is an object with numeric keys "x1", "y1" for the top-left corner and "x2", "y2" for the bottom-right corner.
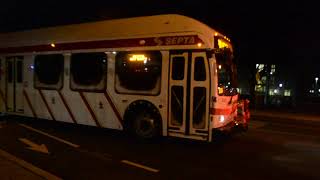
[{"x1": 215, "y1": 50, "x2": 238, "y2": 96}]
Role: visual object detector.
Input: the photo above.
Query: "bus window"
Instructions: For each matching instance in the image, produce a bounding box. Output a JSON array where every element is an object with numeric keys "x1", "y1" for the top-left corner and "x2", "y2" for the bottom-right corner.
[
  {"x1": 193, "y1": 87, "x2": 206, "y2": 129},
  {"x1": 7, "y1": 61, "x2": 13, "y2": 83},
  {"x1": 215, "y1": 51, "x2": 238, "y2": 96},
  {"x1": 16, "y1": 60, "x2": 23, "y2": 83},
  {"x1": 115, "y1": 51, "x2": 162, "y2": 95},
  {"x1": 194, "y1": 57, "x2": 206, "y2": 81},
  {"x1": 34, "y1": 54, "x2": 64, "y2": 89},
  {"x1": 172, "y1": 57, "x2": 185, "y2": 80},
  {"x1": 171, "y1": 86, "x2": 184, "y2": 126},
  {"x1": 70, "y1": 52, "x2": 107, "y2": 91}
]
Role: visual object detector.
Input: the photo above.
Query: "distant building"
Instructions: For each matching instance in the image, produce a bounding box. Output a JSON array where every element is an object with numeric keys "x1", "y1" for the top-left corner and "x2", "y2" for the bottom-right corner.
[{"x1": 237, "y1": 63, "x2": 295, "y2": 107}]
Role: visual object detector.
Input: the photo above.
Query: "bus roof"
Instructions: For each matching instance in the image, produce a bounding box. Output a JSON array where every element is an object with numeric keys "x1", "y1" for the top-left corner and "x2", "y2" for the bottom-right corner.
[{"x1": 0, "y1": 14, "x2": 228, "y2": 53}]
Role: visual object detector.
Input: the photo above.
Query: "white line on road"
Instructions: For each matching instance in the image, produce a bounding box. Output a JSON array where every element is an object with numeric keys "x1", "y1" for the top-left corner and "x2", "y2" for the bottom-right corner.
[
  {"x1": 19, "y1": 123, "x2": 80, "y2": 148},
  {"x1": 121, "y1": 160, "x2": 159, "y2": 173},
  {"x1": 0, "y1": 148, "x2": 62, "y2": 180}
]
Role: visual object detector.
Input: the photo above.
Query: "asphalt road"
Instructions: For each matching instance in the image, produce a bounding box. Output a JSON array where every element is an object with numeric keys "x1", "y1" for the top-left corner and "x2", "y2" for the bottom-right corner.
[{"x1": 0, "y1": 116, "x2": 319, "y2": 180}]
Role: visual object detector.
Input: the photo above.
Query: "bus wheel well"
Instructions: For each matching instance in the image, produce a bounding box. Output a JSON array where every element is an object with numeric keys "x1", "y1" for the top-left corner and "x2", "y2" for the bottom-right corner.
[{"x1": 123, "y1": 100, "x2": 162, "y2": 139}]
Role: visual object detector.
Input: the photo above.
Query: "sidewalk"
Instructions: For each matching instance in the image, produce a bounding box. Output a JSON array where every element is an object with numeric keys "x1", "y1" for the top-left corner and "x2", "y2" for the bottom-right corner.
[
  {"x1": 251, "y1": 109, "x2": 320, "y2": 125},
  {"x1": 0, "y1": 149, "x2": 61, "y2": 180}
]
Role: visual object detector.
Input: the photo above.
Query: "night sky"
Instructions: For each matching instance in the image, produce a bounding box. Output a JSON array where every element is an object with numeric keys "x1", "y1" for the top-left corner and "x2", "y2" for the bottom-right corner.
[{"x1": 1, "y1": 0, "x2": 319, "y2": 77}]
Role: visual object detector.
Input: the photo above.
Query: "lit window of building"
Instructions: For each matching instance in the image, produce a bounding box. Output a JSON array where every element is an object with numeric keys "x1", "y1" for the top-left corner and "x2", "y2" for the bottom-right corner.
[
  {"x1": 271, "y1": 64, "x2": 276, "y2": 75},
  {"x1": 284, "y1": 90, "x2": 291, "y2": 96},
  {"x1": 269, "y1": 89, "x2": 275, "y2": 96},
  {"x1": 255, "y1": 85, "x2": 265, "y2": 93},
  {"x1": 237, "y1": 88, "x2": 241, "y2": 94}
]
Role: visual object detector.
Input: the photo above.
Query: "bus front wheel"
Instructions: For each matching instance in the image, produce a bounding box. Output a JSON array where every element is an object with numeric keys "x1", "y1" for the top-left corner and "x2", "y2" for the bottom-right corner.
[{"x1": 132, "y1": 111, "x2": 161, "y2": 140}]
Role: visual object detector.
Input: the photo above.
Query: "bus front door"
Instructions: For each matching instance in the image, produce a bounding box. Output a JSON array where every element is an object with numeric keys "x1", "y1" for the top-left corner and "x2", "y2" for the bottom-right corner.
[
  {"x1": 6, "y1": 56, "x2": 24, "y2": 113},
  {"x1": 168, "y1": 52, "x2": 210, "y2": 140}
]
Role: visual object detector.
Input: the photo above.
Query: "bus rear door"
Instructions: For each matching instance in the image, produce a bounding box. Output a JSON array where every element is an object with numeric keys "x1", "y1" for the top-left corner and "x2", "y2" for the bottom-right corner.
[
  {"x1": 168, "y1": 51, "x2": 210, "y2": 141},
  {"x1": 6, "y1": 56, "x2": 24, "y2": 113}
]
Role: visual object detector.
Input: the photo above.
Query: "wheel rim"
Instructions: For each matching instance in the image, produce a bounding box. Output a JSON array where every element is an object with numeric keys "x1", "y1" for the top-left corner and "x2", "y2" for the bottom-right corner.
[{"x1": 134, "y1": 115, "x2": 156, "y2": 138}]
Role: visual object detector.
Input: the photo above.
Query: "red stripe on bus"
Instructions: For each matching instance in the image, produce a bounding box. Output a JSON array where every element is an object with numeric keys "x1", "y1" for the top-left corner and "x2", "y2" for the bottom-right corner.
[
  {"x1": 210, "y1": 104, "x2": 238, "y2": 115},
  {"x1": 58, "y1": 91, "x2": 77, "y2": 124},
  {"x1": 103, "y1": 92, "x2": 123, "y2": 127},
  {"x1": 0, "y1": 35, "x2": 203, "y2": 54},
  {"x1": 38, "y1": 90, "x2": 55, "y2": 121},
  {"x1": 79, "y1": 92, "x2": 101, "y2": 127},
  {"x1": 23, "y1": 90, "x2": 37, "y2": 118}
]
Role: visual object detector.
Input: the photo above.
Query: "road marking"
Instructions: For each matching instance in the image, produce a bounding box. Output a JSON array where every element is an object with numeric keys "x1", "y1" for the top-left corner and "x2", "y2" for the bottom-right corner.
[
  {"x1": 19, "y1": 138, "x2": 49, "y2": 154},
  {"x1": 121, "y1": 160, "x2": 159, "y2": 173},
  {"x1": 19, "y1": 123, "x2": 80, "y2": 148},
  {"x1": 0, "y1": 148, "x2": 62, "y2": 180}
]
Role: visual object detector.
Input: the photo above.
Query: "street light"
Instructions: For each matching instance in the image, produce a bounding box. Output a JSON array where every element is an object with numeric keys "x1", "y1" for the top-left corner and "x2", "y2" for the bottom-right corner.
[{"x1": 279, "y1": 83, "x2": 283, "y2": 88}]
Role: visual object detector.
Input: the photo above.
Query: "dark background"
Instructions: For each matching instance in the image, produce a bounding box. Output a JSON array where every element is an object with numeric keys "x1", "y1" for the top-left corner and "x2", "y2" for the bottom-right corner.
[
  {"x1": 1, "y1": 0, "x2": 319, "y2": 107},
  {"x1": 1, "y1": 0, "x2": 318, "y2": 61}
]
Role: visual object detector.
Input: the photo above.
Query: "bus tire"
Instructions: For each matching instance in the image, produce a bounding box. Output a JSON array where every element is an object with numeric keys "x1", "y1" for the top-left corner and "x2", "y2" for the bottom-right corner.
[
  {"x1": 132, "y1": 111, "x2": 161, "y2": 140},
  {"x1": 124, "y1": 101, "x2": 162, "y2": 140}
]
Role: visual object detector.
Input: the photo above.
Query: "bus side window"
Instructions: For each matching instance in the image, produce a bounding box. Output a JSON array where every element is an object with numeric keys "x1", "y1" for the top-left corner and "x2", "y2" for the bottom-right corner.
[
  {"x1": 172, "y1": 57, "x2": 185, "y2": 80},
  {"x1": 34, "y1": 54, "x2": 64, "y2": 90},
  {"x1": 115, "y1": 51, "x2": 162, "y2": 95},
  {"x1": 70, "y1": 52, "x2": 107, "y2": 92},
  {"x1": 194, "y1": 57, "x2": 206, "y2": 81}
]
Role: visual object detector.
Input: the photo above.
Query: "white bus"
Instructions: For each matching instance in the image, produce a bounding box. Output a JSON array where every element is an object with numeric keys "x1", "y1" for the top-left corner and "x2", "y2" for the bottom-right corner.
[{"x1": 0, "y1": 14, "x2": 249, "y2": 142}]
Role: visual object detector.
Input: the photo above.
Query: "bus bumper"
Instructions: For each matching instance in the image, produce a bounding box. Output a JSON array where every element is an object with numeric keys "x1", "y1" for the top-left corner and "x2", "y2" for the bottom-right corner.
[
  {"x1": 212, "y1": 113, "x2": 250, "y2": 139},
  {"x1": 212, "y1": 120, "x2": 236, "y2": 139}
]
